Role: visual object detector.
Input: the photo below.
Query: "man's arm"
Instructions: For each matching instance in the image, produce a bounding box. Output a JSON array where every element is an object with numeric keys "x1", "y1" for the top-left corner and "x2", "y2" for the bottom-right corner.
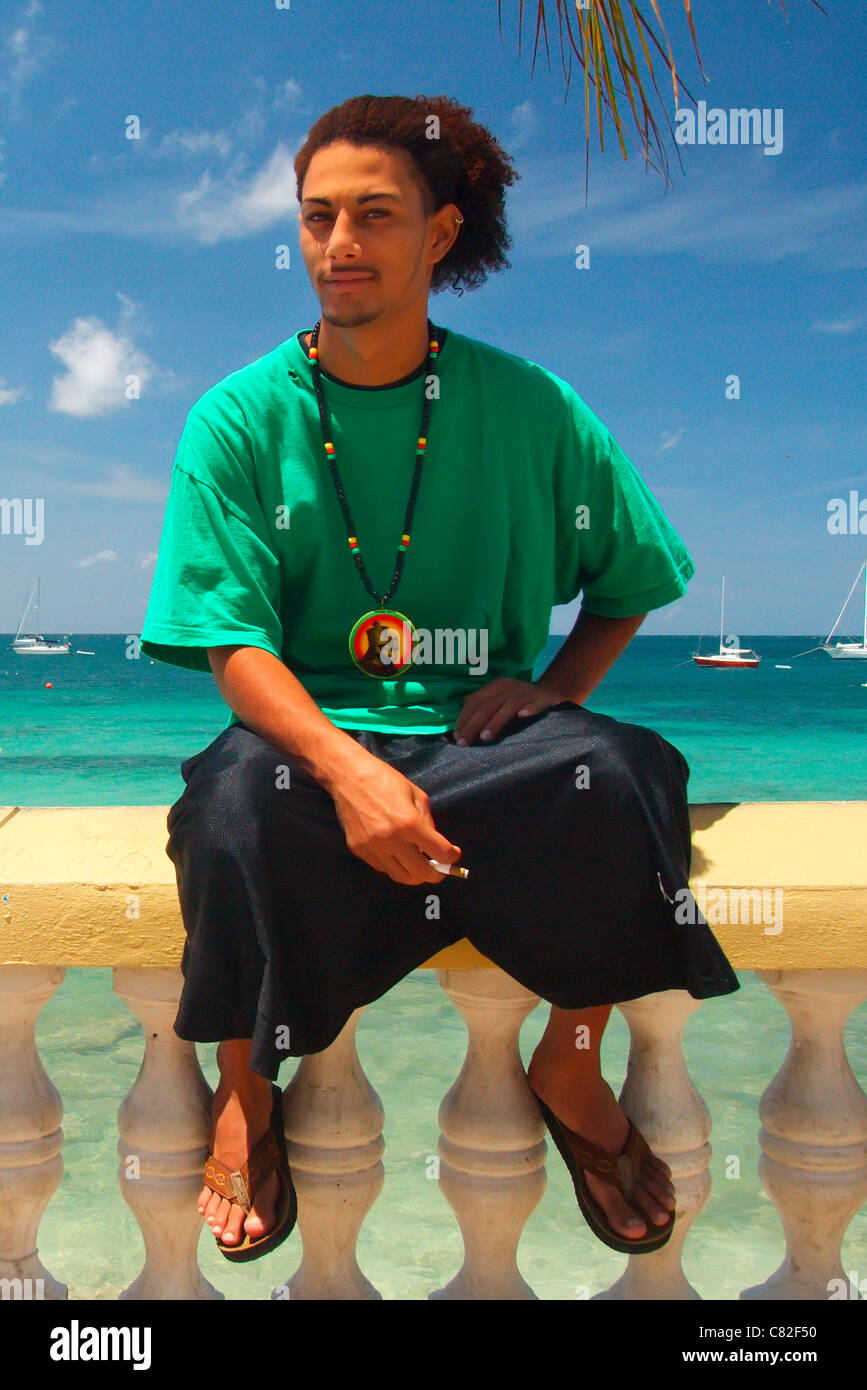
[
  {"x1": 207, "y1": 644, "x2": 462, "y2": 884},
  {"x1": 535, "y1": 607, "x2": 647, "y2": 705},
  {"x1": 206, "y1": 645, "x2": 371, "y2": 795}
]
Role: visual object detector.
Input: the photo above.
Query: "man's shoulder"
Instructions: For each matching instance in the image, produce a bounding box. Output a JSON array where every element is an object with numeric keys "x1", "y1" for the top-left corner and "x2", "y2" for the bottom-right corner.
[
  {"x1": 187, "y1": 338, "x2": 296, "y2": 428},
  {"x1": 448, "y1": 327, "x2": 586, "y2": 413}
]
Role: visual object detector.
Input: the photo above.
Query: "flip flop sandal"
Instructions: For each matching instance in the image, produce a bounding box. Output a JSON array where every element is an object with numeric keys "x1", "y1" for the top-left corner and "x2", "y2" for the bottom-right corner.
[
  {"x1": 202, "y1": 1082, "x2": 298, "y2": 1263},
  {"x1": 530, "y1": 1085, "x2": 676, "y2": 1255}
]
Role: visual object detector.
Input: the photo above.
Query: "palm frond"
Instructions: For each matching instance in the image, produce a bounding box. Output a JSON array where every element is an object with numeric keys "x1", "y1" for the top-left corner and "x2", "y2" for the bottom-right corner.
[{"x1": 496, "y1": 0, "x2": 829, "y2": 203}]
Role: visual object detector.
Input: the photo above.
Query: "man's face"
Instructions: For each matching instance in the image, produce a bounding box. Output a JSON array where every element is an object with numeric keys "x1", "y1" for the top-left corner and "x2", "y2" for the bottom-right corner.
[{"x1": 297, "y1": 140, "x2": 454, "y2": 328}]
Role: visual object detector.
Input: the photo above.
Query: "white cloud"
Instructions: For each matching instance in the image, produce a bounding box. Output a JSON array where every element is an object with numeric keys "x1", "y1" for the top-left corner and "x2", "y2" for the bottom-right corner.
[
  {"x1": 790, "y1": 470, "x2": 865, "y2": 498},
  {"x1": 138, "y1": 552, "x2": 158, "y2": 570},
  {"x1": 48, "y1": 316, "x2": 155, "y2": 418},
  {"x1": 122, "y1": 96, "x2": 278, "y2": 167},
  {"x1": 117, "y1": 293, "x2": 141, "y2": 326},
  {"x1": 153, "y1": 127, "x2": 234, "y2": 161},
  {"x1": 0, "y1": 0, "x2": 54, "y2": 120},
  {"x1": 596, "y1": 328, "x2": 647, "y2": 356},
  {"x1": 509, "y1": 101, "x2": 538, "y2": 151},
  {"x1": 804, "y1": 425, "x2": 833, "y2": 451},
  {"x1": 810, "y1": 316, "x2": 860, "y2": 336},
  {"x1": 233, "y1": 105, "x2": 267, "y2": 148},
  {"x1": 656, "y1": 427, "x2": 686, "y2": 453},
  {"x1": 7, "y1": 444, "x2": 170, "y2": 502},
  {"x1": 0, "y1": 375, "x2": 25, "y2": 405},
  {"x1": 175, "y1": 141, "x2": 298, "y2": 243},
  {"x1": 76, "y1": 550, "x2": 118, "y2": 569},
  {"x1": 56, "y1": 465, "x2": 166, "y2": 502},
  {"x1": 273, "y1": 78, "x2": 303, "y2": 111},
  {"x1": 508, "y1": 156, "x2": 867, "y2": 270}
]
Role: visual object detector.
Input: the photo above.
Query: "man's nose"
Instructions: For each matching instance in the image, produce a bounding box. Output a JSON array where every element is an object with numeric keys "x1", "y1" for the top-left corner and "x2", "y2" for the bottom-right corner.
[{"x1": 325, "y1": 207, "x2": 362, "y2": 257}]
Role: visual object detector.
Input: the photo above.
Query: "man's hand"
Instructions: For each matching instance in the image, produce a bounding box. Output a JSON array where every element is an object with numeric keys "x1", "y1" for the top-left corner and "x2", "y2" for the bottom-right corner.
[
  {"x1": 330, "y1": 753, "x2": 463, "y2": 886},
  {"x1": 453, "y1": 677, "x2": 573, "y2": 745}
]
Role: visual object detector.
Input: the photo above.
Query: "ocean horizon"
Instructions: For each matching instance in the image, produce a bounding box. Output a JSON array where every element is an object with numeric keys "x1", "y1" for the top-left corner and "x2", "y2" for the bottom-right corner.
[{"x1": 2, "y1": 632, "x2": 865, "y2": 804}]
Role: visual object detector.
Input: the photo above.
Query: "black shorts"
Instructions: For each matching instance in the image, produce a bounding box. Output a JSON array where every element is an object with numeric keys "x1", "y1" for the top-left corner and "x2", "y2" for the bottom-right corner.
[{"x1": 165, "y1": 700, "x2": 739, "y2": 1079}]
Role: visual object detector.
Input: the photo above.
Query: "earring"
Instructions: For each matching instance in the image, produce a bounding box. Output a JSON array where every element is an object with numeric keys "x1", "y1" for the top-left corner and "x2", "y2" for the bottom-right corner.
[{"x1": 455, "y1": 213, "x2": 464, "y2": 224}]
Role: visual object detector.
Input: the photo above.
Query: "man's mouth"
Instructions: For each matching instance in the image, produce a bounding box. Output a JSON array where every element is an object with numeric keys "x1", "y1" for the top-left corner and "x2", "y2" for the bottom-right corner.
[{"x1": 325, "y1": 272, "x2": 375, "y2": 282}]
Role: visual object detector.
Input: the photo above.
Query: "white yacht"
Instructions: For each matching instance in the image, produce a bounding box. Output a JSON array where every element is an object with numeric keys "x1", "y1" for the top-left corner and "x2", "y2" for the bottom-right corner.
[
  {"x1": 822, "y1": 560, "x2": 867, "y2": 659},
  {"x1": 11, "y1": 578, "x2": 70, "y2": 654}
]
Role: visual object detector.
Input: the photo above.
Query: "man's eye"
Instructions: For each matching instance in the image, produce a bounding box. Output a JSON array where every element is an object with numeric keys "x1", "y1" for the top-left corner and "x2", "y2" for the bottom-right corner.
[{"x1": 308, "y1": 210, "x2": 388, "y2": 221}]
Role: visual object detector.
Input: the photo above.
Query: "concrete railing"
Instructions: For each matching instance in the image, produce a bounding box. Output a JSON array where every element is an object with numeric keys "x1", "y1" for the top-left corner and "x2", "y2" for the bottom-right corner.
[{"x1": 1, "y1": 801, "x2": 866, "y2": 1300}]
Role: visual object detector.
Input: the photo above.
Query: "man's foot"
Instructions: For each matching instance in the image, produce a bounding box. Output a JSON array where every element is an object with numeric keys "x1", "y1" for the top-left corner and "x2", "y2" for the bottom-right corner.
[
  {"x1": 526, "y1": 1059, "x2": 675, "y2": 1241},
  {"x1": 197, "y1": 1056, "x2": 280, "y2": 1248}
]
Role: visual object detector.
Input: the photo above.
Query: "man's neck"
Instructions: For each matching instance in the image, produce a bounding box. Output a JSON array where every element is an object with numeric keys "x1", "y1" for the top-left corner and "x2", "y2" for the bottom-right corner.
[{"x1": 303, "y1": 309, "x2": 432, "y2": 387}]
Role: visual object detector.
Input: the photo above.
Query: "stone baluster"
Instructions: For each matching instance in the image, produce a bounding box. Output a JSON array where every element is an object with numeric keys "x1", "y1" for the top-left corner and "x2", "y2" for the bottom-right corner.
[
  {"x1": 277, "y1": 1006, "x2": 383, "y2": 1300},
  {"x1": 431, "y1": 967, "x2": 546, "y2": 1301},
  {"x1": 0, "y1": 965, "x2": 67, "y2": 1300},
  {"x1": 113, "y1": 966, "x2": 222, "y2": 1300},
  {"x1": 742, "y1": 969, "x2": 867, "y2": 1301},
  {"x1": 595, "y1": 990, "x2": 711, "y2": 1301}
]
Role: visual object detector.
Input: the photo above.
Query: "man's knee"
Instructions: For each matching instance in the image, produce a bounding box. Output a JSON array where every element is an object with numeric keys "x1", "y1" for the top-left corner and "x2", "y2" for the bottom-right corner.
[
  {"x1": 172, "y1": 727, "x2": 288, "y2": 854},
  {"x1": 563, "y1": 714, "x2": 667, "y2": 798}
]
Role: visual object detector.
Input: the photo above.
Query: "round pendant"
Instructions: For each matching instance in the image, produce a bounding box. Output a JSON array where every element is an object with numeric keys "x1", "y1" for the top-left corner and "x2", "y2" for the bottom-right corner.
[{"x1": 349, "y1": 609, "x2": 417, "y2": 678}]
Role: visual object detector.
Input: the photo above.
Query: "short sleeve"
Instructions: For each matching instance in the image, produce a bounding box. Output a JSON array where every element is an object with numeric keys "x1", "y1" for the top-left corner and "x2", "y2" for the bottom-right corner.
[
  {"x1": 140, "y1": 405, "x2": 283, "y2": 673},
  {"x1": 553, "y1": 389, "x2": 695, "y2": 618}
]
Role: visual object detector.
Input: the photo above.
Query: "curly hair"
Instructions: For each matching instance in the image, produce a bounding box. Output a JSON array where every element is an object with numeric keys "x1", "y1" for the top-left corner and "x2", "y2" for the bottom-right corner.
[{"x1": 293, "y1": 94, "x2": 520, "y2": 295}]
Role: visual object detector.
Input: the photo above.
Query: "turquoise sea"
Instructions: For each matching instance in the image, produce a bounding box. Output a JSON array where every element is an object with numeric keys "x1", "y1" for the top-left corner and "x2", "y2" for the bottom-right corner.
[{"x1": 2, "y1": 634, "x2": 866, "y2": 1300}]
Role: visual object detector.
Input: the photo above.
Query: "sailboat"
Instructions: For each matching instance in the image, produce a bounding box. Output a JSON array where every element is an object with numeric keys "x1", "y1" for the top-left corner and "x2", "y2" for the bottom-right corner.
[
  {"x1": 822, "y1": 559, "x2": 867, "y2": 659},
  {"x1": 692, "y1": 576, "x2": 761, "y2": 668},
  {"x1": 11, "y1": 578, "x2": 70, "y2": 654}
]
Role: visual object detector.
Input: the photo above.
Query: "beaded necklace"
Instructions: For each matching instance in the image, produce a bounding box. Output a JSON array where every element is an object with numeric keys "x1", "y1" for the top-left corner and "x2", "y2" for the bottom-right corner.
[{"x1": 306, "y1": 317, "x2": 440, "y2": 678}]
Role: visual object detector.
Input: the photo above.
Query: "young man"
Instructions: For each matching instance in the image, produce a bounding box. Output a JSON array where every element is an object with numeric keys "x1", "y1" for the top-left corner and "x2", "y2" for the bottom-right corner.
[{"x1": 141, "y1": 94, "x2": 738, "y2": 1265}]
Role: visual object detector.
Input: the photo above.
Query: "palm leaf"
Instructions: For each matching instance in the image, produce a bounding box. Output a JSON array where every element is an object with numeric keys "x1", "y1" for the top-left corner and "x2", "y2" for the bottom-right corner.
[{"x1": 497, "y1": 0, "x2": 829, "y2": 201}]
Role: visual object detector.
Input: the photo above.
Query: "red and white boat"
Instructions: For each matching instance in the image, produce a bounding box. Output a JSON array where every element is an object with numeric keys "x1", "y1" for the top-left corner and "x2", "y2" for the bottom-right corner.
[{"x1": 692, "y1": 576, "x2": 761, "y2": 668}]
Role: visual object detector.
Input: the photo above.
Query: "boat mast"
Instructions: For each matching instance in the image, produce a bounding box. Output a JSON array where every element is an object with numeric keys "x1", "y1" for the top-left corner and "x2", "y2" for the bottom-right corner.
[
  {"x1": 13, "y1": 580, "x2": 37, "y2": 642},
  {"x1": 719, "y1": 576, "x2": 726, "y2": 654},
  {"x1": 824, "y1": 560, "x2": 866, "y2": 645}
]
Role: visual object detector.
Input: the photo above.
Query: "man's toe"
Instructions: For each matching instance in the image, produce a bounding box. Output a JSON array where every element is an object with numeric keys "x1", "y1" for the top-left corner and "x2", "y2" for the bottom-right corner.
[
  {"x1": 220, "y1": 1204, "x2": 247, "y2": 1245},
  {"x1": 211, "y1": 1196, "x2": 232, "y2": 1235},
  {"x1": 243, "y1": 1173, "x2": 279, "y2": 1239},
  {"x1": 203, "y1": 1190, "x2": 222, "y2": 1225},
  {"x1": 587, "y1": 1174, "x2": 647, "y2": 1237},
  {"x1": 643, "y1": 1174, "x2": 676, "y2": 1209},
  {"x1": 633, "y1": 1182, "x2": 673, "y2": 1225}
]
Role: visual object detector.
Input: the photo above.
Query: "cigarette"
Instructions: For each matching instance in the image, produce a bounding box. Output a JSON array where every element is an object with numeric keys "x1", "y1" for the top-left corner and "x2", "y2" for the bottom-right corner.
[{"x1": 426, "y1": 858, "x2": 470, "y2": 878}]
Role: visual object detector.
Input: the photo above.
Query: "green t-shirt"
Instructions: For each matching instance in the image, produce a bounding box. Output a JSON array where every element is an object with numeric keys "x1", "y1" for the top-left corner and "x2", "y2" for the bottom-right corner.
[{"x1": 140, "y1": 324, "x2": 694, "y2": 733}]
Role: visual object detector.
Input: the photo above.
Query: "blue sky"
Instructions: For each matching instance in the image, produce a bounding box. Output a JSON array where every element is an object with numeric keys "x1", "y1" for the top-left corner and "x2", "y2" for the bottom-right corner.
[{"x1": 1, "y1": 0, "x2": 865, "y2": 640}]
